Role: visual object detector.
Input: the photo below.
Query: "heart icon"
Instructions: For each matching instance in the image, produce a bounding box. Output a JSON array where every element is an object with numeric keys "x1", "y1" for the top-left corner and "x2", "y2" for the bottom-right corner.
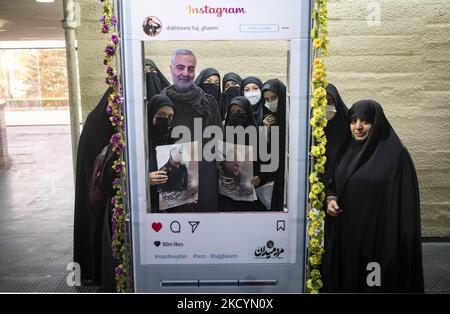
[
  {"x1": 152, "y1": 222, "x2": 162, "y2": 232},
  {"x1": 154, "y1": 241, "x2": 161, "y2": 247}
]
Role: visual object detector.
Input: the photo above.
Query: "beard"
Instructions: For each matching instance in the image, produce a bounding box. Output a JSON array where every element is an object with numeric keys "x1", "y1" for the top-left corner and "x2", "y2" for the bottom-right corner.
[{"x1": 172, "y1": 75, "x2": 193, "y2": 92}]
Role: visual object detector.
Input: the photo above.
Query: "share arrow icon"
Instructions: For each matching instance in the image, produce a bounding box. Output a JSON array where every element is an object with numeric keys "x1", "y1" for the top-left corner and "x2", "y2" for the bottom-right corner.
[{"x1": 188, "y1": 221, "x2": 200, "y2": 233}]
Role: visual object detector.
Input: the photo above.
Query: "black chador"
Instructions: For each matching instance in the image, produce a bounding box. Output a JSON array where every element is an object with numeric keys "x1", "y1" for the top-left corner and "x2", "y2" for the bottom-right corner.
[{"x1": 322, "y1": 100, "x2": 424, "y2": 293}]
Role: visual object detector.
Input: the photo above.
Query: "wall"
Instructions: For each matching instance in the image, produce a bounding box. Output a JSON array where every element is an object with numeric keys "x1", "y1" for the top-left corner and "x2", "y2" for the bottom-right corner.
[
  {"x1": 326, "y1": 0, "x2": 450, "y2": 236},
  {"x1": 76, "y1": 0, "x2": 107, "y2": 121},
  {"x1": 76, "y1": 0, "x2": 450, "y2": 236},
  {"x1": 0, "y1": 101, "x2": 9, "y2": 169}
]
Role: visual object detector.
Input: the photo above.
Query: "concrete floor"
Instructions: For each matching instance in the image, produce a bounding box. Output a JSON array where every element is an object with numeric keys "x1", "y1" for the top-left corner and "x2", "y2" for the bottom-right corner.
[
  {"x1": 0, "y1": 125, "x2": 95, "y2": 292},
  {"x1": 0, "y1": 125, "x2": 448, "y2": 293}
]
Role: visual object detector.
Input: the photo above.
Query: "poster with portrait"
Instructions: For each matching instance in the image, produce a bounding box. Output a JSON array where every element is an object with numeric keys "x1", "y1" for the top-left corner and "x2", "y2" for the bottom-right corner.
[
  {"x1": 218, "y1": 142, "x2": 256, "y2": 202},
  {"x1": 156, "y1": 142, "x2": 198, "y2": 210}
]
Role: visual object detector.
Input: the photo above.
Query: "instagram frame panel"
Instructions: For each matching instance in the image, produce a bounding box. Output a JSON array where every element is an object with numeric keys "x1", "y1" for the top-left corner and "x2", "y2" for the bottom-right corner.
[{"x1": 118, "y1": 0, "x2": 312, "y2": 292}]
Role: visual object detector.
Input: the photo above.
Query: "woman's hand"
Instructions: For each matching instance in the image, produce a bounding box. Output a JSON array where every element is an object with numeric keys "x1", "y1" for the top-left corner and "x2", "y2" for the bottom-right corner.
[
  {"x1": 251, "y1": 176, "x2": 260, "y2": 187},
  {"x1": 149, "y1": 170, "x2": 168, "y2": 186},
  {"x1": 263, "y1": 114, "x2": 277, "y2": 127},
  {"x1": 327, "y1": 199, "x2": 343, "y2": 217}
]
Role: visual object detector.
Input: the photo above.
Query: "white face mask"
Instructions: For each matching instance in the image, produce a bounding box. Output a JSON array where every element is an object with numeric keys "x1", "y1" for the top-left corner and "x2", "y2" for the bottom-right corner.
[
  {"x1": 244, "y1": 91, "x2": 261, "y2": 105},
  {"x1": 326, "y1": 105, "x2": 337, "y2": 120},
  {"x1": 264, "y1": 99, "x2": 278, "y2": 113}
]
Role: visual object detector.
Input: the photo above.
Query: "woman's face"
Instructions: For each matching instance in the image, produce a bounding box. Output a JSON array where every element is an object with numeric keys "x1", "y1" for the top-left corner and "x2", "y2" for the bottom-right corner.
[
  {"x1": 244, "y1": 83, "x2": 260, "y2": 94},
  {"x1": 350, "y1": 118, "x2": 372, "y2": 142},
  {"x1": 144, "y1": 65, "x2": 157, "y2": 73},
  {"x1": 204, "y1": 74, "x2": 220, "y2": 86},
  {"x1": 224, "y1": 80, "x2": 239, "y2": 91},
  {"x1": 229, "y1": 104, "x2": 245, "y2": 115},
  {"x1": 326, "y1": 94, "x2": 335, "y2": 107},
  {"x1": 153, "y1": 105, "x2": 174, "y2": 125},
  {"x1": 263, "y1": 90, "x2": 278, "y2": 103}
]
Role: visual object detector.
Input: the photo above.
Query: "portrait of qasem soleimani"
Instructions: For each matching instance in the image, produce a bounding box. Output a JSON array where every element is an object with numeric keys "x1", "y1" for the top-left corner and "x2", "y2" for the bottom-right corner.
[
  {"x1": 218, "y1": 144, "x2": 255, "y2": 202},
  {"x1": 155, "y1": 143, "x2": 198, "y2": 211}
]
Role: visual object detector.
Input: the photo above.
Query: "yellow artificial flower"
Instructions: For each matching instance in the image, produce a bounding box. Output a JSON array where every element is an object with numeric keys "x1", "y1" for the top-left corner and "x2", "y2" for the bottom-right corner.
[
  {"x1": 318, "y1": 144, "x2": 326, "y2": 155},
  {"x1": 313, "y1": 127, "x2": 325, "y2": 138},
  {"x1": 311, "y1": 144, "x2": 325, "y2": 158},
  {"x1": 311, "y1": 183, "x2": 324, "y2": 194},
  {"x1": 319, "y1": 97, "x2": 328, "y2": 107},
  {"x1": 316, "y1": 155, "x2": 327, "y2": 166},
  {"x1": 312, "y1": 200, "x2": 323, "y2": 210},
  {"x1": 310, "y1": 117, "x2": 319, "y2": 127},
  {"x1": 313, "y1": 68, "x2": 323, "y2": 79},
  {"x1": 313, "y1": 107, "x2": 325, "y2": 118},
  {"x1": 316, "y1": 279, "x2": 323, "y2": 289},
  {"x1": 309, "y1": 172, "x2": 319, "y2": 184},
  {"x1": 310, "y1": 269, "x2": 322, "y2": 279},
  {"x1": 313, "y1": 87, "x2": 325, "y2": 98},
  {"x1": 313, "y1": 58, "x2": 322, "y2": 67},
  {"x1": 309, "y1": 255, "x2": 320, "y2": 266},
  {"x1": 311, "y1": 146, "x2": 322, "y2": 157},
  {"x1": 309, "y1": 237, "x2": 320, "y2": 248},
  {"x1": 320, "y1": 136, "x2": 328, "y2": 145},
  {"x1": 314, "y1": 163, "x2": 325, "y2": 174},
  {"x1": 312, "y1": 89, "x2": 321, "y2": 98},
  {"x1": 313, "y1": 38, "x2": 322, "y2": 48}
]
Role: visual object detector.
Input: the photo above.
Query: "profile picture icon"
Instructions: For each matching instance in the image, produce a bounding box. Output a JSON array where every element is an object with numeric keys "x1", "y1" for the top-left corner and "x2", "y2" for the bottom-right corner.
[{"x1": 142, "y1": 16, "x2": 162, "y2": 37}]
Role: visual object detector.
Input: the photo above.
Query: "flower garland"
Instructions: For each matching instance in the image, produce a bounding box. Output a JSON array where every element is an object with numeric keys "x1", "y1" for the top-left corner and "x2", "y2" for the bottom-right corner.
[
  {"x1": 307, "y1": 0, "x2": 329, "y2": 294},
  {"x1": 97, "y1": 0, "x2": 328, "y2": 294},
  {"x1": 100, "y1": 0, "x2": 130, "y2": 292}
]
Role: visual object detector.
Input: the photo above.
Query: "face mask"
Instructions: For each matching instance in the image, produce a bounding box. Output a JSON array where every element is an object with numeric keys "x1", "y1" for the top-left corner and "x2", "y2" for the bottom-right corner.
[
  {"x1": 325, "y1": 105, "x2": 337, "y2": 120},
  {"x1": 223, "y1": 86, "x2": 241, "y2": 99},
  {"x1": 228, "y1": 112, "x2": 247, "y2": 127},
  {"x1": 222, "y1": 87, "x2": 241, "y2": 111},
  {"x1": 244, "y1": 91, "x2": 261, "y2": 105},
  {"x1": 201, "y1": 83, "x2": 220, "y2": 103},
  {"x1": 264, "y1": 99, "x2": 278, "y2": 113},
  {"x1": 154, "y1": 117, "x2": 173, "y2": 141}
]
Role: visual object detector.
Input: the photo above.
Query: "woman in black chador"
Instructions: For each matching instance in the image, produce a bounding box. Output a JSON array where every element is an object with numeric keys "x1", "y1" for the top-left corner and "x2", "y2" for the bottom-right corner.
[
  {"x1": 146, "y1": 94, "x2": 175, "y2": 210},
  {"x1": 194, "y1": 67, "x2": 222, "y2": 115},
  {"x1": 220, "y1": 72, "x2": 242, "y2": 120},
  {"x1": 323, "y1": 83, "x2": 349, "y2": 186},
  {"x1": 99, "y1": 94, "x2": 176, "y2": 291},
  {"x1": 219, "y1": 96, "x2": 265, "y2": 211},
  {"x1": 322, "y1": 100, "x2": 424, "y2": 293},
  {"x1": 241, "y1": 76, "x2": 265, "y2": 126},
  {"x1": 260, "y1": 79, "x2": 287, "y2": 211},
  {"x1": 73, "y1": 88, "x2": 114, "y2": 285},
  {"x1": 321, "y1": 84, "x2": 348, "y2": 269},
  {"x1": 144, "y1": 59, "x2": 170, "y2": 102}
]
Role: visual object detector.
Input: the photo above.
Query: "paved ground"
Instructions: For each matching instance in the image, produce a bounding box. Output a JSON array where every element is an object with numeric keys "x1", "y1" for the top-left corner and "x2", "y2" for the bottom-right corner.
[
  {"x1": 0, "y1": 125, "x2": 94, "y2": 292},
  {"x1": 0, "y1": 125, "x2": 448, "y2": 293}
]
